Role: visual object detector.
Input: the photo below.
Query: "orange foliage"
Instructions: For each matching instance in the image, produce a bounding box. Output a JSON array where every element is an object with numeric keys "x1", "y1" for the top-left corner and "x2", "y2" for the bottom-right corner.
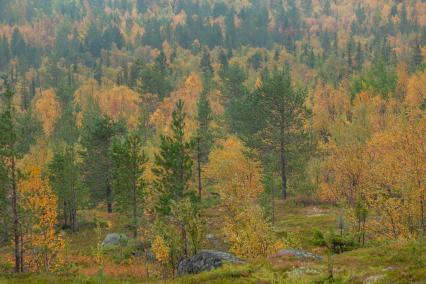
[
  {"x1": 406, "y1": 71, "x2": 426, "y2": 110},
  {"x1": 19, "y1": 166, "x2": 64, "y2": 272},
  {"x1": 33, "y1": 89, "x2": 62, "y2": 135},
  {"x1": 172, "y1": 11, "x2": 187, "y2": 30},
  {"x1": 206, "y1": 136, "x2": 263, "y2": 206},
  {"x1": 150, "y1": 73, "x2": 203, "y2": 136},
  {"x1": 18, "y1": 138, "x2": 53, "y2": 169},
  {"x1": 310, "y1": 82, "x2": 350, "y2": 137},
  {"x1": 74, "y1": 81, "x2": 141, "y2": 128},
  {"x1": 205, "y1": 137, "x2": 280, "y2": 258},
  {"x1": 364, "y1": 117, "x2": 426, "y2": 239}
]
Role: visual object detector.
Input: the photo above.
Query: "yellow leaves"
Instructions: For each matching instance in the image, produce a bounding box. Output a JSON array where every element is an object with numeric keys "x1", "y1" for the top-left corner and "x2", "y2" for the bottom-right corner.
[
  {"x1": 19, "y1": 166, "x2": 64, "y2": 272},
  {"x1": 129, "y1": 23, "x2": 144, "y2": 45},
  {"x1": 406, "y1": 71, "x2": 426, "y2": 110},
  {"x1": 74, "y1": 81, "x2": 141, "y2": 128},
  {"x1": 205, "y1": 136, "x2": 263, "y2": 204},
  {"x1": 321, "y1": 113, "x2": 426, "y2": 240},
  {"x1": 149, "y1": 73, "x2": 203, "y2": 136},
  {"x1": 310, "y1": 82, "x2": 350, "y2": 135},
  {"x1": 151, "y1": 235, "x2": 170, "y2": 265},
  {"x1": 255, "y1": 78, "x2": 263, "y2": 89},
  {"x1": 205, "y1": 137, "x2": 279, "y2": 258},
  {"x1": 34, "y1": 88, "x2": 61, "y2": 135},
  {"x1": 172, "y1": 11, "x2": 187, "y2": 30},
  {"x1": 223, "y1": 205, "x2": 281, "y2": 259},
  {"x1": 18, "y1": 137, "x2": 53, "y2": 170}
]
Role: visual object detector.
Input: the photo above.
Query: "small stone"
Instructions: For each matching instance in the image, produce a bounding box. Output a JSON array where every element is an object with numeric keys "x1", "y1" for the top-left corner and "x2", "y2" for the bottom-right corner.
[{"x1": 364, "y1": 274, "x2": 385, "y2": 284}]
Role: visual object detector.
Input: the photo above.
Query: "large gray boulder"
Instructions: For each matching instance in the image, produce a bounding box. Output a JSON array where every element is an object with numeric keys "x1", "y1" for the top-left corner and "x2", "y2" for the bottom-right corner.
[
  {"x1": 177, "y1": 250, "x2": 243, "y2": 275},
  {"x1": 102, "y1": 233, "x2": 128, "y2": 247}
]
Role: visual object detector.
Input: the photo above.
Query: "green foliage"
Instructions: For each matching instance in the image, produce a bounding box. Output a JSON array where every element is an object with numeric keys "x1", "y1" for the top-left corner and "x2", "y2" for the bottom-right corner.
[
  {"x1": 0, "y1": 35, "x2": 10, "y2": 69},
  {"x1": 259, "y1": 66, "x2": 307, "y2": 198},
  {"x1": 153, "y1": 100, "x2": 194, "y2": 216},
  {"x1": 312, "y1": 230, "x2": 358, "y2": 254},
  {"x1": 133, "y1": 57, "x2": 173, "y2": 100},
  {"x1": 81, "y1": 105, "x2": 117, "y2": 212},
  {"x1": 48, "y1": 145, "x2": 83, "y2": 231},
  {"x1": 111, "y1": 132, "x2": 148, "y2": 237},
  {"x1": 350, "y1": 59, "x2": 397, "y2": 99},
  {"x1": 0, "y1": 79, "x2": 16, "y2": 245},
  {"x1": 196, "y1": 84, "x2": 213, "y2": 164}
]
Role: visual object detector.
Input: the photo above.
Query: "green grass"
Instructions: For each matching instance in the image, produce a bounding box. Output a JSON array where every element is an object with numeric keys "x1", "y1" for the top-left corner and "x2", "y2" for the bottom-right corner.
[{"x1": 1, "y1": 201, "x2": 425, "y2": 283}]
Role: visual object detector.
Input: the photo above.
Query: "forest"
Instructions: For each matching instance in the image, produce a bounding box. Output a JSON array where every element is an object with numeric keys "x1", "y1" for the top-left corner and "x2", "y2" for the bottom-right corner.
[{"x1": 0, "y1": 0, "x2": 425, "y2": 283}]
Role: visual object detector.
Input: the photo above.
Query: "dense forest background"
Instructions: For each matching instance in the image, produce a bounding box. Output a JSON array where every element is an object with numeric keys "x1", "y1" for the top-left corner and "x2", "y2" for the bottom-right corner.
[{"x1": 0, "y1": 0, "x2": 425, "y2": 282}]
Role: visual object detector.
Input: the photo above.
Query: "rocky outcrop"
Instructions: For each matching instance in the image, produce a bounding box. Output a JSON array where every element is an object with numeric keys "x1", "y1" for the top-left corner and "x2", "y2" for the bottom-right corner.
[
  {"x1": 102, "y1": 233, "x2": 128, "y2": 247},
  {"x1": 177, "y1": 250, "x2": 243, "y2": 275},
  {"x1": 275, "y1": 249, "x2": 322, "y2": 261}
]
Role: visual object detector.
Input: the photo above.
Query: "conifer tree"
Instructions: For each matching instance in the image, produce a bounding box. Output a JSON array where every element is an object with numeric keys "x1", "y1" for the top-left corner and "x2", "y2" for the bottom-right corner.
[
  {"x1": 259, "y1": 67, "x2": 306, "y2": 199},
  {"x1": 0, "y1": 35, "x2": 10, "y2": 69},
  {"x1": 0, "y1": 78, "x2": 23, "y2": 272},
  {"x1": 49, "y1": 145, "x2": 82, "y2": 232},
  {"x1": 81, "y1": 105, "x2": 116, "y2": 213},
  {"x1": 200, "y1": 49, "x2": 214, "y2": 77},
  {"x1": 195, "y1": 83, "x2": 213, "y2": 198},
  {"x1": 111, "y1": 132, "x2": 148, "y2": 238},
  {"x1": 153, "y1": 100, "x2": 194, "y2": 216}
]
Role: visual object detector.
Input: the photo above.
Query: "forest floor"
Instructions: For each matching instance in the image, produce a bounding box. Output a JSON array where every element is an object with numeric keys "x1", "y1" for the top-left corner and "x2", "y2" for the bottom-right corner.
[{"x1": 0, "y1": 199, "x2": 425, "y2": 283}]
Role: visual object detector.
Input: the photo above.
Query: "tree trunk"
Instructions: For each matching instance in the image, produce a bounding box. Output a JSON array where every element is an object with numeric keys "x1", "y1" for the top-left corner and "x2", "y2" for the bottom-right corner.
[
  {"x1": 132, "y1": 151, "x2": 138, "y2": 238},
  {"x1": 106, "y1": 182, "x2": 113, "y2": 213},
  {"x1": 11, "y1": 157, "x2": 23, "y2": 272},
  {"x1": 197, "y1": 137, "x2": 202, "y2": 199},
  {"x1": 182, "y1": 224, "x2": 188, "y2": 257},
  {"x1": 71, "y1": 208, "x2": 77, "y2": 232},
  {"x1": 71, "y1": 147, "x2": 78, "y2": 232},
  {"x1": 271, "y1": 173, "x2": 275, "y2": 226},
  {"x1": 280, "y1": 136, "x2": 287, "y2": 199},
  {"x1": 63, "y1": 201, "x2": 69, "y2": 228}
]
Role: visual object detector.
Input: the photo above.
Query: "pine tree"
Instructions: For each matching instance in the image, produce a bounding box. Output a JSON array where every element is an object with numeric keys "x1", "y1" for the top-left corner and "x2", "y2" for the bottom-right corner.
[
  {"x1": 0, "y1": 35, "x2": 10, "y2": 69},
  {"x1": 400, "y1": 2, "x2": 409, "y2": 34},
  {"x1": 0, "y1": 78, "x2": 23, "y2": 272},
  {"x1": 10, "y1": 27, "x2": 26, "y2": 59},
  {"x1": 218, "y1": 49, "x2": 229, "y2": 70},
  {"x1": 94, "y1": 59, "x2": 103, "y2": 86},
  {"x1": 111, "y1": 132, "x2": 148, "y2": 238},
  {"x1": 259, "y1": 67, "x2": 306, "y2": 199},
  {"x1": 200, "y1": 49, "x2": 213, "y2": 78},
  {"x1": 48, "y1": 145, "x2": 82, "y2": 232},
  {"x1": 412, "y1": 40, "x2": 423, "y2": 71},
  {"x1": 81, "y1": 105, "x2": 116, "y2": 213},
  {"x1": 195, "y1": 83, "x2": 213, "y2": 199},
  {"x1": 153, "y1": 100, "x2": 194, "y2": 216},
  {"x1": 355, "y1": 42, "x2": 364, "y2": 70}
]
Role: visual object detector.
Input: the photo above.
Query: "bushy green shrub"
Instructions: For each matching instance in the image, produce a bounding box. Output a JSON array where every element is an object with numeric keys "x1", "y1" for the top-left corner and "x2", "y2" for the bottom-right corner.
[{"x1": 312, "y1": 230, "x2": 358, "y2": 254}]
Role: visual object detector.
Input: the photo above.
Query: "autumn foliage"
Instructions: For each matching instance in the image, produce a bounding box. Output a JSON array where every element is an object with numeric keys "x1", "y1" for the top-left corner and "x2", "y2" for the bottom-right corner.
[
  {"x1": 19, "y1": 166, "x2": 64, "y2": 272},
  {"x1": 206, "y1": 137, "x2": 282, "y2": 258}
]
